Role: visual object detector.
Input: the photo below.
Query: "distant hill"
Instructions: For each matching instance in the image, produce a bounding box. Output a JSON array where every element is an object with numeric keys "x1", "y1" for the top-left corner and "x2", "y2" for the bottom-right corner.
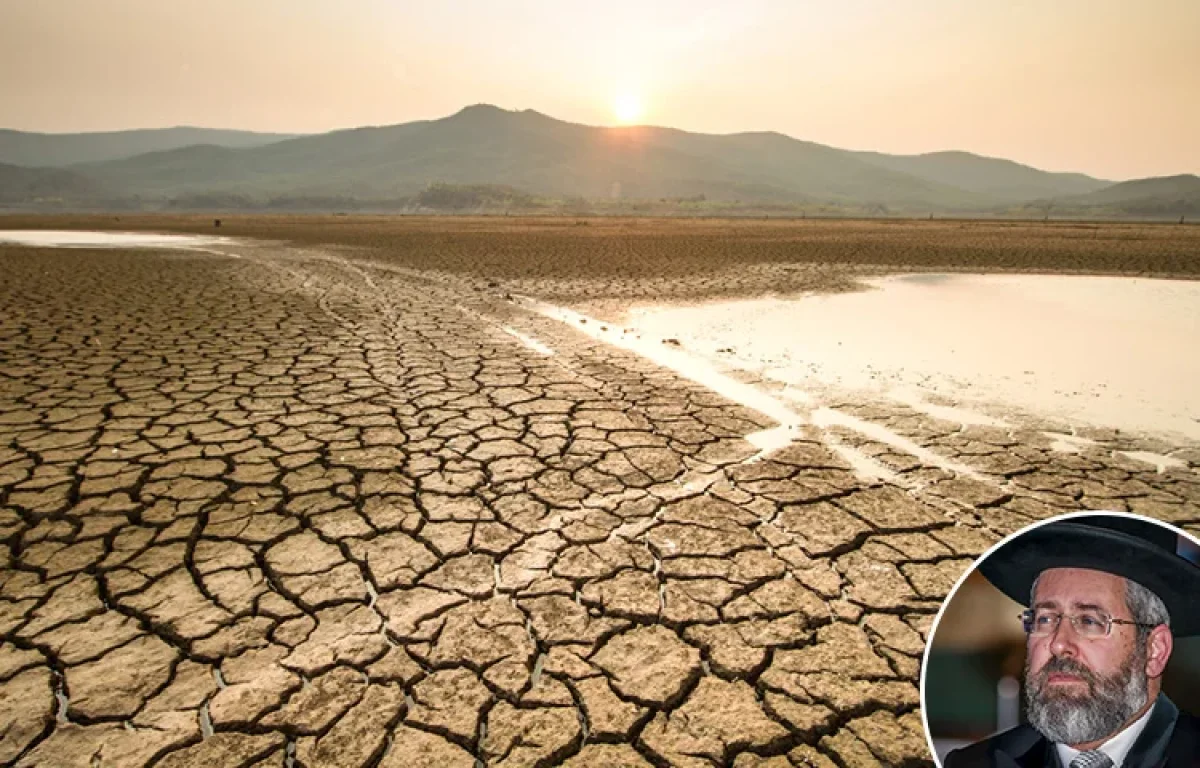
[
  {"x1": 1014, "y1": 175, "x2": 1200, "y2": 218},
  {"x1": 0, "y1": 162, "x2": 113, "y2": 203},
  {"x1": 1067, "y1": 174, "x2": 1200, "y2": 206},
  {"x1": 70, "y1": 106, "x2": 996, "y2": 209},
  {"x1": 0, "y1": 106, "x2": 1192, "y2": 216},
  {"x1": 852, "y1": 149, "x2": 1108, "y2": 202},
  {"x1": 0, "y1": 126, "x2": 300, "y2": 167}
]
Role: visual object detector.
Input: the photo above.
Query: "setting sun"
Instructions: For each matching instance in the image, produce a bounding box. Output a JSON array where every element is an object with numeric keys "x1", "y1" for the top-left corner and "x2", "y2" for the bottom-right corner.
[{"x1": 612, "y1": 91, "x2": 644, "y2": 125}]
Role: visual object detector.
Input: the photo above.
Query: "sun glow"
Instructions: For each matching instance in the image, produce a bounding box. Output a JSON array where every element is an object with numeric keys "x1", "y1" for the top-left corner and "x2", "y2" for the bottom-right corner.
[{"x1": 612, "y1": 91, "x2": 644, "y2": 125}]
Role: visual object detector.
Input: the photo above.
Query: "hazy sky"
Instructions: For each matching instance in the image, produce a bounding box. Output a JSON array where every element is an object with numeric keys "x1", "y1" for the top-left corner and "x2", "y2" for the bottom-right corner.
[{"x1": 2, "y1": 0, "x2": 1197, "y2": 180}]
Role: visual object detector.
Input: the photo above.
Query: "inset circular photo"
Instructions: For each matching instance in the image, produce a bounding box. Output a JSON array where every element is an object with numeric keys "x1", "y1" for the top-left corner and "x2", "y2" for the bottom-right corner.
[{"x1": 921, "y1": 512, "x2": 1200, "y2": 767}]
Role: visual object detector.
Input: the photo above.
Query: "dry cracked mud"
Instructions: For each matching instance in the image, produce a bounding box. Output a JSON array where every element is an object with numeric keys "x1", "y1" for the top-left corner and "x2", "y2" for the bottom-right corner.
[{"x1": 1, "y1": 227, "x2": 1198, "y2": 767}]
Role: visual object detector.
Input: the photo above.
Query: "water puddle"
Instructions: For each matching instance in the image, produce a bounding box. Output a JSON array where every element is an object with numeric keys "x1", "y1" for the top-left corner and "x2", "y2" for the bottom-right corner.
[
  {"x1": 1044, "y1": 432, "x2": 1098, "y2": 454},
  {"x1": 810, "y1": 404, "x2": 983, "y2": 479},
  {"x1": 523, "y1": 298, "x2": 806, "y2": 428},
  {"x1": 0, "y1": 230, "x2": 233, "y2": 250},
  {"x1": 813, "y1": 429, "x2": 900, "y2": 483},
  {"x1": 622, "y1": 273, "x2": 1200, "y2": 441},
  {"x1": 1117, "y1": 450, "x2": 1187, "y2": 473},
  {"x1": 888, "y1": 388, "x2": 1010, "y2": 428},
  {"x1": 500, "y1": 326, "x2": 556, "y2": 356},
  {"x1": 522, "y1": 296, "x2": 929, "y2": 478}
]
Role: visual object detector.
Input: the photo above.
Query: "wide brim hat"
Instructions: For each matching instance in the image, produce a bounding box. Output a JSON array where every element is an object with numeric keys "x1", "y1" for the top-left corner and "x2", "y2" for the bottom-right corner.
[{"x1": 978, "y1": 514, "x2": 1200, "y2": 636}]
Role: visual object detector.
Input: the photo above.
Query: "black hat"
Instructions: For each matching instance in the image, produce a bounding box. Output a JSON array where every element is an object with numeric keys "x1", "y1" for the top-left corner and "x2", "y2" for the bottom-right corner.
[{"x1": 978, "y1": 514, "x2": 1200, "y2": 637}]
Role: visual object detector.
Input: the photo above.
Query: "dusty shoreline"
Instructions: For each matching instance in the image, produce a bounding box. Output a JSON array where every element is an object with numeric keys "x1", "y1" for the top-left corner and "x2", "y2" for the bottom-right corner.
[
  {"x1": 4, "y1": 214, "x2": 1200, "y2": 290},
  {"x1": 7, "y1": 214, "x2": 1200, "y2": 331}
]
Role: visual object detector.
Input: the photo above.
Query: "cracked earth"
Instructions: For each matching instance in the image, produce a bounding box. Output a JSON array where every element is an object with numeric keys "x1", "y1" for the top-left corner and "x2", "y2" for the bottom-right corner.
[{"x1": 1, "y1": 231, "x2": 1198, "y2": 767}]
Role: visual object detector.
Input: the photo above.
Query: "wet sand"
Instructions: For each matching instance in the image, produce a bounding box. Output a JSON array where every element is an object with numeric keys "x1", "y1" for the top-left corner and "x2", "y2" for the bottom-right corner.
[{"x1": 0, "y1": 216, "x2": 1197, "y2": 767}]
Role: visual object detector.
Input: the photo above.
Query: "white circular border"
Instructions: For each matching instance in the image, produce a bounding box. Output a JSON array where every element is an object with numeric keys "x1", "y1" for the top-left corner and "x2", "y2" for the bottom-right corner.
[{"x1": 918, "y1": 510, "x2": 1200, "y2": 766}]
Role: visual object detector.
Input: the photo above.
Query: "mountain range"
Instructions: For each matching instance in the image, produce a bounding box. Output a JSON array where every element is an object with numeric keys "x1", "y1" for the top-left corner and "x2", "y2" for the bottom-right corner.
[{"x1": 1, "y1": 105, "x2": 1196, "y2": 217}]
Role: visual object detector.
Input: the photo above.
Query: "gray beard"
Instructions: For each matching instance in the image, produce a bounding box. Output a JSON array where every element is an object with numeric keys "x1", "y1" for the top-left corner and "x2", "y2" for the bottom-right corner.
[{"x1": 1025, "y1": 649, "x2": 1149, "y2": 746}]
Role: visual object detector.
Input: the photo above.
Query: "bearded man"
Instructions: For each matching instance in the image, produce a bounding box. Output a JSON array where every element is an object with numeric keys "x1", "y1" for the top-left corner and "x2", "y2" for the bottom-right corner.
[{"x1": 943, "y1": 515, "x2": 1200, "y2": 767}]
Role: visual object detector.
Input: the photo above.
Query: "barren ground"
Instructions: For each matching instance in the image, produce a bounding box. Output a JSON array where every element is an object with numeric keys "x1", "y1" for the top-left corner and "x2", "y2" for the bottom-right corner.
[{"x1": 1, "y1": 216, "x2": 1198, "y2": 767}]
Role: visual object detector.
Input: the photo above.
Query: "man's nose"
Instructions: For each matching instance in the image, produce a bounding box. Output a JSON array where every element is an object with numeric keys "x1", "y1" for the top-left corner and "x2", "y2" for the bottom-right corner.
[{"x1": 1048, "y1": 616, "x2": 1079, "y2": 656}]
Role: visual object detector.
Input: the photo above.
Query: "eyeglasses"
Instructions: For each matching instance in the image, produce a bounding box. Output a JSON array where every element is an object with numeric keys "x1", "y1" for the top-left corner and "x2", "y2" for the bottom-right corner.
[{"x1": 1020, "y1": 608, "x2": 1157, "y2": 639}]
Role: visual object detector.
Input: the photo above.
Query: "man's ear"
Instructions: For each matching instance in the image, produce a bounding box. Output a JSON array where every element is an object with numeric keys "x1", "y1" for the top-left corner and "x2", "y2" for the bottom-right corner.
[{"x1": 1144, "y1": 625, "x2": 1173, "y2": 679}]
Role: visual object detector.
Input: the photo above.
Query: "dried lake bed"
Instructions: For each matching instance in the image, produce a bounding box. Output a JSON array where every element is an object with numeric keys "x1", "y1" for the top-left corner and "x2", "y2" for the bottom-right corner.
[{"x1": 0, "y1": 217, "x2": 1197, "y2": 767}]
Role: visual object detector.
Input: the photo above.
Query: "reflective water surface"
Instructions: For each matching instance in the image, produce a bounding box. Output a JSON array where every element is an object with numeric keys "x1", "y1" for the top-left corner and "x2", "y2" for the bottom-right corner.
[
  {"x1": 0, "y1": 230, "x2": 231, "y2": 249},
  {"x1": 624, "y1": 273, "x2": 1200, "y2": 441}
]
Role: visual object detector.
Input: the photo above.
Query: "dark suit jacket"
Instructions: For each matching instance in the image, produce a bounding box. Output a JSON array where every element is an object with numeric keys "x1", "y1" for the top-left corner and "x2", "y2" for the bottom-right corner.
[{"x1": 943, "y1": 695, "x2": 1200, "y2": 767}]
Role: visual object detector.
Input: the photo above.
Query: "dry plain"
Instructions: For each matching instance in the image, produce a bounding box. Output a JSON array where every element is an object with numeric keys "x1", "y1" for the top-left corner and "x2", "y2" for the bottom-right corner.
[{"x1": 1, "y1": 215, "x2": 1198, "y2": 768}]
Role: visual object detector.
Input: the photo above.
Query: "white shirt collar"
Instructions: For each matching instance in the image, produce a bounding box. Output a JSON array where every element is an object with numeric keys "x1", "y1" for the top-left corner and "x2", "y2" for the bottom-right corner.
[{"x1": 1053, "y1": 700, "x2": 1157, "y2": 767}]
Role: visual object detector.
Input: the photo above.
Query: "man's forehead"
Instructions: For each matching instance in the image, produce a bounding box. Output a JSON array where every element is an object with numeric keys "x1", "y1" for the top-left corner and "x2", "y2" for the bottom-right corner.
[{"x1": 1033, "y1": 567, "x2": 1128, "y2": 604}]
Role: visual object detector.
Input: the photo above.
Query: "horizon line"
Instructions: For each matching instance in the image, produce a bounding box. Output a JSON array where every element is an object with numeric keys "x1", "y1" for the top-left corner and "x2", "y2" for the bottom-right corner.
[{"x1": 5, "y1": 104, "x2": 1199, "y2": 183}]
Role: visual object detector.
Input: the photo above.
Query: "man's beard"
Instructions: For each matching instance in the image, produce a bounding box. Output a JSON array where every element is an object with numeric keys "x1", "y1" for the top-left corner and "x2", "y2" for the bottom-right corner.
[{"x1": 1024, "y1": 647, "x2": 1149, "y2": 746}]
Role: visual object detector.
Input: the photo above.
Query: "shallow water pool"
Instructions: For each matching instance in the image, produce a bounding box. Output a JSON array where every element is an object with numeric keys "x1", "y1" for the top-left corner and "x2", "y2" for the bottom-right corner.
[
  {"x1": 0, "y1": 230, "x2": 231, "y2": 249},
  {"x1": 624, "y1": 273, "x2": 1200, "y2": 441}
]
